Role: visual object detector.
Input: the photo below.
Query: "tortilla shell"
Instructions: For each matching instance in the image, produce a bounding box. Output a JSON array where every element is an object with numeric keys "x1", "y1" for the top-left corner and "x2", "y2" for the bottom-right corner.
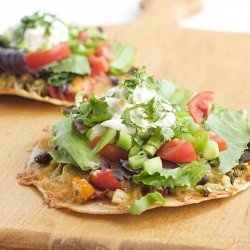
[
  {"x1": 0, "y1": 75, "x2": 112, "y2": 106},
  {"x1": 17, "y1": 133, "x2": 250, "y2": 214},
  {"x1": 0, "y1": 87, "x2": 73, "y2": 106}
]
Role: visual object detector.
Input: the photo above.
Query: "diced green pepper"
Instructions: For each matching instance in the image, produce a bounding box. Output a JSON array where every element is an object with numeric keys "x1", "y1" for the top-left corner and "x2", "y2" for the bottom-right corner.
[
  {"x1": 92, "y1": 128, "x2": 116, "y2": 154},
  {"x1": 129, "y1": 144, "x2": 141, "y2": 157},
  {"x1": 202, "y1": 140, "x2": 219, "y2": 160},
  {"x1": 128, "y1": 151, "x2": 148, "y2": 169},
  {"x1": 143, "y1": 157, "x2": 163, "y2": 174},
  {"x1": 116, "y1": 131, "x2": 132, "y2": 151}
]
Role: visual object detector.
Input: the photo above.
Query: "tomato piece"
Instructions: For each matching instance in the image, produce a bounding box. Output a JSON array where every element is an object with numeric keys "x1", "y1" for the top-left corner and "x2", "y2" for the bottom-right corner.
[
  {"x1": 100, "y1": 144, "x2": 128, "y2": 161},
  {"x1": 188, "y1": 91, "x2": 214, "y2": 124},
  {"x1": 89, "y1": 137, "x2": 128, "y2": 161},
  {"x1": 47, "y1": 86, "x2": 61, "y2": 99},
  {"x1": 209, "y1": 132, "x2": 227, "y2": 151},
  {"x1": 47, "y1": 85, "x2": 68, "y2": 100},
  {"x1": 25, "y1": 42, "x2": 71, "y2": 70},
  {"x1": 95, "y1": 43, "x2": 113, "y2": 61},
  {"x1": 78, "y1": 31, "x2": 89, "y2": 42},
  {"x1": 89, "y1": 169, "x2": 121, "y2": 190},
  {"x1": 157, "y1": 139, "x2": 197, "y2": 163},
  {"x1": 64, "y1": 90, "x2": 76, "y2": 102},
  {"x1": 89, "y1": 55, "x2": 109, "y2": 76},
  {"x1": 88, "y1": 136, "x2": 101, "y2": 148}
]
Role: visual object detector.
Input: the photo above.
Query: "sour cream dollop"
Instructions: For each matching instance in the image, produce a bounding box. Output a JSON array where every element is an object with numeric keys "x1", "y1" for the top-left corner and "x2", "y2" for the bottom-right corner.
[{"x1": 23, "y1": 20, "x2": 69, "y2": 52}]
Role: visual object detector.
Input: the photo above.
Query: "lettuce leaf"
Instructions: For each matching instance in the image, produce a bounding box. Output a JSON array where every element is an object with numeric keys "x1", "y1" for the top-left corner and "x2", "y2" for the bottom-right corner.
[
  {"x1": 47, "y1": 72, "x2": 75, "y2": 87},
  {"x1": 158, "y1": 80, "x2": 176, "y2": 99},
  {"x1": 48, "y1": 55, "x2": 90, "y2": 75},
  {"x1": 51, "y1": 117, "x2": 99, "y2": 170},
  {"x1": 205, "y1": 109, "x2": 250, "y2": 173},
  {"x1": 133, "y1": 161, "x2": 209, "y2": 188},
  {"x1": 110, "y1": 41, "x2": 134, "y2": 74},
  {"x1": 157, "y1": 80, "x2": 192, "y2": 110},
  {"x1": 49, "y1": 147, "x2": 77, "y2": 165},
  {"x1": 128, "y1": 192, "x2": 165, "y2": 215}
]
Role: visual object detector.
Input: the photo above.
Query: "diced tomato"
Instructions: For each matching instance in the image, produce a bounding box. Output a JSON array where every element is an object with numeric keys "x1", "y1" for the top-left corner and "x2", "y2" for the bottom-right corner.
[
  {"x1": 64, "y1": 90, "x2": 76, "y2": 102},
  {"x1": 100, "y1": 144, "x2": 128, "y2": 161},
  {"x1": 89, "y1": 169, "x2": 121, "y2": 190},
  {"x1": 209, "y1": 132, "x2": 227, "y2": 151},
  {"x1": 187, "y1": 91, "x2": 214, "y2": 124},
  {"x1": 89, "y1": 136, "x2": 101, "y2": 148},
  {"x1": 77, "y1": 31, "x2": 89, "y2": 42},
  {"x1": 25, "y1": 43, "x2": 71, "y2": 70},
  {"x1": 157, "y1": 139, "x2": 197, "y2": 163},
  {"x1": 47, "y1": 86, "x2": 61, "y2": 99},
  {"x1": 89, "y1": 137, "x2": 128, "y2": 161},
  {"x1": 89, "y1": 55, "x2": 109, "y2": 76},
  {"x1": 95, "y1": 43, "x2": 113, "y2": 61}
]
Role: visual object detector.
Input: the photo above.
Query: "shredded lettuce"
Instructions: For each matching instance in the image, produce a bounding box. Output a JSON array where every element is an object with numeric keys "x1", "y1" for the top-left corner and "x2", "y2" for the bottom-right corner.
[
  {"x1": 206, "y1": 109, "x2": 250, "y2": 173},
  {"x1": 110, "y1": 41, "x2": 134, "y2": 74},
  {"x1": 128, "y1": 192, "x2": 165, "y2": 215},
  {"x1": 51, "y1": 117, "x2": 99, "y2": 170},
  {"x1": 133, "y1": 161, "x2": 210, "y2": 188}
]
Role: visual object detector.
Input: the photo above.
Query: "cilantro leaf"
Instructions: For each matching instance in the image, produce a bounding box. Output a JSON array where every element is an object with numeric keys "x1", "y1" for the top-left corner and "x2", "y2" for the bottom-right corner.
[
  {"x1": 72, "y1": 97, "x2": 112, "y2": 127},
  {"x1": 122, "y1": 67, "x2": 159, "y2": 96},
  {"x1": 205, "y1": 109, "x2": 250, "y2": 173},
  {"x1": 13, "y1": 12, "x2": 65, "y2": 49}
]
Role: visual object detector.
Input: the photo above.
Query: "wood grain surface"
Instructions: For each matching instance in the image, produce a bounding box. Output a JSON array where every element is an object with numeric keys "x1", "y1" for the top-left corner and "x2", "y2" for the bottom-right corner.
[{"x1": 1, "y1": 0, "x2": 250, "y2": 249}]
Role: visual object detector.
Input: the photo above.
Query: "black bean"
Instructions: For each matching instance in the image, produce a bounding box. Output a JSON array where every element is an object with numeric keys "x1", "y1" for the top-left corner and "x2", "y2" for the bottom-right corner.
[
  {"x1": 198, "y1": 175, "x2": 209, "y2": 185},
  {"x1": 110, "y1": 76, "x2": 119, "y2": 86},
  {"x1": 34, "y1": 152, "x2": 52, "y2": 164},
  {"x1": 141, "y1": 185, "x2": 151, "y2": 196},
  {"x1": 202, "y1": 189, "x2": 210, "y2": 197},
  {"x1": 97, "y1": 26, "x2": 104, "y2": 32},
  {"x1": 239, "y1": 149, "x2": 250, "y2": 163},
  {"x1": 156, "y1": 187, "x2": 169, "y2": 197},
  {"x1": 128, "y1": 66, "x2": 139, "y2": 74},
  {"x1": 162, "y1": 160, "x2": 178, "y2": 169}
]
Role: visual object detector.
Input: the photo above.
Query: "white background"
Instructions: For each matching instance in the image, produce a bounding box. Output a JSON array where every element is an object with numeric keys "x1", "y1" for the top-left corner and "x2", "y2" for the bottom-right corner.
[{"x1": 0, "y1": 0, "x2": 250, "y2": 34}]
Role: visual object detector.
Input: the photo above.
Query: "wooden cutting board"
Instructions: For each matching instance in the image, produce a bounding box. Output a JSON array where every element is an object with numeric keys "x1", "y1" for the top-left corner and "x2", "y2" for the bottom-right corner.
[{"x1": 0, "y1": 0, "x2": 250, "y2": 249}]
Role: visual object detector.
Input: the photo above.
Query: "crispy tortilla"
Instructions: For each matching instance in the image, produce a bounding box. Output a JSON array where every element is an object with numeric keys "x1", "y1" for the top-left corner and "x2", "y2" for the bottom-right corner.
[
  {"x1": 0, "y1": 74, "x2": 112, "y2": 106},
  {"x1": 0, "y1": 87, "x2": 72, "y2": 106},
  {"x1": 17, "y1": 132, "x2": 250, "y2": 214}
]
